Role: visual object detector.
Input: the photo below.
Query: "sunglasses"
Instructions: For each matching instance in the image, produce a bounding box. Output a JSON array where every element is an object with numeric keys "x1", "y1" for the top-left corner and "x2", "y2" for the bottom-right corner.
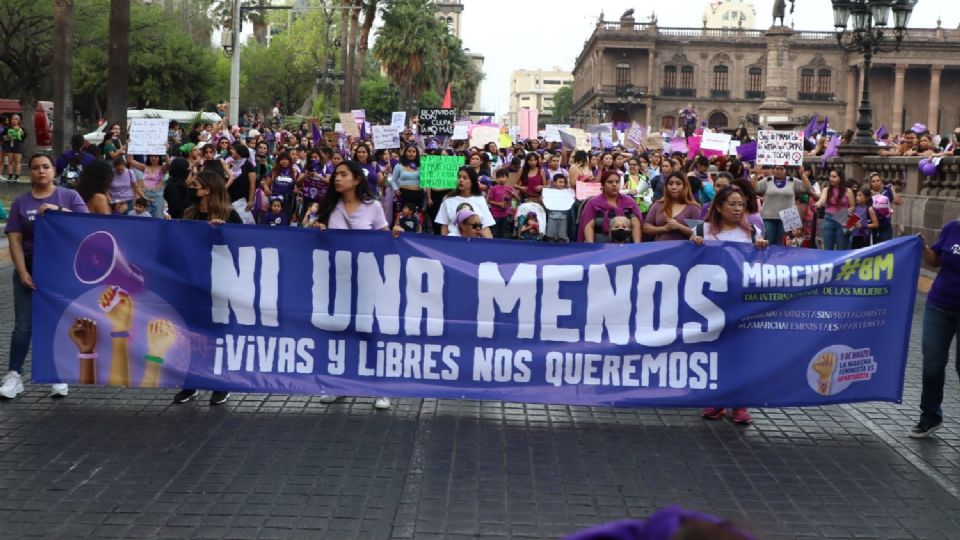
[{"x1": 465, "y1": 222, "x2": 483, "y2": 230}]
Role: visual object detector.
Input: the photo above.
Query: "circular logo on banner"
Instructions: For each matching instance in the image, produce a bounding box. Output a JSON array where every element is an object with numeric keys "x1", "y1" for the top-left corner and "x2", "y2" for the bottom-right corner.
[
  {"x1": 807, "y1": 345, "x2": 877, "y2": 396},
  {"x1": 792, "y1": 152, "x2": 803, "y2": 163}
]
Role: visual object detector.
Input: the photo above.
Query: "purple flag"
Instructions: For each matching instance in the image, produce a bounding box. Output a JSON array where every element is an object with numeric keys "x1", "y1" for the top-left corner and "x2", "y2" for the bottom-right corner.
[
  {"x1": 876, "y1": 125, "x2": 888, "y2": 139},
  {"x1": 312, "y1": 121, "x2": 321, "y2": 146},
  {"x1": 819, "y1": 116, "x2": 830, "y2": 135},
  {"x1": 736, "y1": 140, "x2": 757, "y2": 163},
  {"x1": 821, "y1": 135, "x2": 840, "y2": 167},
  {"x1": 804, "y1": 114, "x2": 819, "y2": 140}
]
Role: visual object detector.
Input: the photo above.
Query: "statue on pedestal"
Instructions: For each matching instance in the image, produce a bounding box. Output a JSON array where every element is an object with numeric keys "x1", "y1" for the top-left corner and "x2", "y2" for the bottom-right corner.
[{"x1": 773, "y1": 0, "x2": 795, "y2": 27}]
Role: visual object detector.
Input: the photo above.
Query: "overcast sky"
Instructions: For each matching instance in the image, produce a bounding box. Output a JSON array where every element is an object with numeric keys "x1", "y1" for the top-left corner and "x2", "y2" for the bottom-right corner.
[{"x1": 459, "y1": 0, "x2": 960, "y2": 119}]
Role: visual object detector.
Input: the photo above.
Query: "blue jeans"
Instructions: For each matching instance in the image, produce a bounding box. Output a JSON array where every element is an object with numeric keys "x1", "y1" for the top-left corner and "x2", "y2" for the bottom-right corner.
[
  {"x1": 920, "y1": 302, "x2": 960, "y2": 424},
  {"x1": 821, "y1": 216, "x2": 850, "y2": 250},
  {"x1": 8, "y1": 265, "x2": 32, "y2": 374},
  {"x1": 763, "y1": 219, "x2": 785, "y2": 245}
]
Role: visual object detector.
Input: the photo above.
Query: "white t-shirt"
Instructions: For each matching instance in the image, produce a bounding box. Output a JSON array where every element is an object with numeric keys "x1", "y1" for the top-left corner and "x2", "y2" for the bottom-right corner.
[
  {"x1": 701, "y1": 222, "x2": 762, "y2": 243},
  {"x1": 435, "y1": 195, "x2": 496, "y2": 236}
]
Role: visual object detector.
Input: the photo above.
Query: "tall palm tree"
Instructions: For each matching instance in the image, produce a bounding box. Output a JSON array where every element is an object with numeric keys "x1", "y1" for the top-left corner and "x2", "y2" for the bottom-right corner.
[{"x1": 372, "y1": 0, "x2": 446, "y2": 106}]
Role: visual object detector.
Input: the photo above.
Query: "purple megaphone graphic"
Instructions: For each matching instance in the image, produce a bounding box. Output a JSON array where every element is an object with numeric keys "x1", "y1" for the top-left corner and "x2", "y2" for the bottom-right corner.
[{"x1": 73, "y1": 231, "x2": 145, "y2": 294}]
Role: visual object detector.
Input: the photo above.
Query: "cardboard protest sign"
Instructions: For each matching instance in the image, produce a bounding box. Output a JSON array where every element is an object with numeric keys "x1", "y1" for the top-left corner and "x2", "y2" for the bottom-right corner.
[
  {"x1": 499, "y1": 134, "x2": 513, "y2": 148},
  {"x1": 542, "y1": 188, "x2": 576, "y2": 211},
  {"x1": 757, "y1": 130, "x2": 804, "y2": 166},
  {"x1": 669, "y1": 138, "x2": 688, "y2": 154},
  {"x1": 419, "y1": 155, "x2": 462, "y2": 189},
  {"x1": 372, "y1": 125, "x2": 400, "y2": 149},
  {"x1": 779, "y1": 206, "x2": 804, "y2": 232},
  {"x1": 418, "y1": 109, "x2": 456, "y2": 137},
  {"x1": 339, "y1": 112, "x2": 360, "y2": 137},
  {"x1": 643, "y1": 132, "x2": 664, "y2": 150},
  {"x1": 390, "y1": 111, "x2": 406, "y2": 131},
  {"x1": 560, "y1": 128, "x2": 591, "y2": 151},
  {"x1": 470, "y1": 126, "x2": 499, "y2": 149},
  {"x1": 701, "y1": 132, "x2": 732, "y2": 152},
  {"x1": 575, "y1": 180, "x2": 602, "y2": 200},
  {"x1": 452, "y1": 121, "x2": 470, "y2": 140},
  {"x1": 544, "y1": 124, "x2": 569, "y2": 143},
  {"x1": 127, "y1": 118, "x2": 169, "y2": 156},
  {"x1": 626, "y1": 124, "x2": 646, "y2": 148}
]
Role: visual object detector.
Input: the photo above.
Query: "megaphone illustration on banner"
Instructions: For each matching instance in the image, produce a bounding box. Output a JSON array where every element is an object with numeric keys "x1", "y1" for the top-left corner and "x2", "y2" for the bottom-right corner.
[{"x1": 73, "y1": 231, "x2": 145, "y2": 295}]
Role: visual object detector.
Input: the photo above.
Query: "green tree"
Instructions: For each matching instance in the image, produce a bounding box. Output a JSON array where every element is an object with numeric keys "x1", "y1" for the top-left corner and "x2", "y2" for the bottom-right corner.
[
  {"x1": 358, "y1": 72, "x2": 398, "y2": 124},
  {"x1": 373, "y1": 0, "x2": 447, "y2": 107},
  {"x1": 551, "y1": 85, "x2": 573, "y2": 123},
  {"x1": 240, "y1": 37, "x2": 314, "y2": 115}
]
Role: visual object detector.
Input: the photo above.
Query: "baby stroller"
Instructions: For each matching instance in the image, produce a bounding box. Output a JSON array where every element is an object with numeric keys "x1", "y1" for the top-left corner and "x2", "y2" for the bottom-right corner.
[{"x1": 514, "y1": 202, "x2": 546, "y2": 241}]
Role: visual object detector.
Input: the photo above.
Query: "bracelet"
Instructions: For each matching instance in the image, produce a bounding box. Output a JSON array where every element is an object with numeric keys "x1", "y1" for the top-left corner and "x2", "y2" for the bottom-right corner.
[
  {"x1": 110, "y1": 331, "x2": 130, "y2": 339},
  {"x1": 78, "y1": 352, "x2": 98, "y2": 360},
  {"x1": 145, "y1": 355, "x2": 164, "y2": 365}
]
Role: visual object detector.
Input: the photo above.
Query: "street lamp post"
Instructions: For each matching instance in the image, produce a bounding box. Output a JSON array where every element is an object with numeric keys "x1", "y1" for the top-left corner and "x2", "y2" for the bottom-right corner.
[
  {"x1": 315, "y1": 59, "x2": 345, "y2": 131},
  {"x1": 592, "y1": 99, "x2": 607, "y2": 123},
  {"x1": 832, "y1": 0, "x2": 916, "y2": 146}
]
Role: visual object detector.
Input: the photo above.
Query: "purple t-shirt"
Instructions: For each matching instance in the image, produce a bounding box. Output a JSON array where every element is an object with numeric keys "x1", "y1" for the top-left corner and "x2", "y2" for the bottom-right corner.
[
  {"x1": 928, "y1": 220, "x2": 960, "y2": 310},
  {"x1": 109, "y1": 168, "x2": 137, "y2": 202},
  {"x1": 4, "y1": 188, "x2": 89, "y2": 258},
  {"x1": 327, "y1": 200, "x2": 388, "y2": 231},
  {"x1": 271, "y1": 167, "x2": 298, "y2": 197}
]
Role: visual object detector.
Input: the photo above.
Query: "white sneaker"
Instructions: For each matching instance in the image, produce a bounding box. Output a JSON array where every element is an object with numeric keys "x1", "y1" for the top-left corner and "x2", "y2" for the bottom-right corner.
[
  {"x1": 50, "y1": 383, "x2": 69, "y2": 398},
  {"x1": 374, "y1": 397, "x2": 391, "y2": 410},
  {"x1": 318, "y1": 394, "x2": 339, "y2": 403},
  {"x1": 0, "y1": 371, "x2": 24, "y2": 399}
]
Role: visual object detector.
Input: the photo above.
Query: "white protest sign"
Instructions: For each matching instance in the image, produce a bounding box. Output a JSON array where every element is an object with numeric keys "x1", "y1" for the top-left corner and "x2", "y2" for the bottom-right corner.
[
  {"x1": 779, "y1": 206, "x2": 804, "y2": 232},
  {"x1": 470, "y1": 125, "x2": 499, "y2": 149},
  {"x1": 334, "y1": 122, "x2": 343, "y2": 134},
  {"x1": 542, "y1": 188, "x2": 575, "y2": 211},
  {"x1": 728, "y1": 140, "x2": 741, "y2": 156},
  {"x1": 701, "y1": 132, "x2": 732, "y2": 152},
  {"x1": 544, "y1": 124, "x2": 569, "y2": 143},
  {"x1": 391, "y1": 111, "x2": 406, "y2": 131},
  {"x1": 757, "y1": 130, "x2": 804, "y2": 166},
  {"x1": 452, "y1": 121, "x2": 470, "y2": 141},
  {"x1": 372, "y1": 125, "x2": 401, "y2": 149},
  {"x1": 560, "y1": 128, "x2": 591, "y2": 151},
  {"x1": 127, "y1": 118, "x2": 169, "y2": 156}
]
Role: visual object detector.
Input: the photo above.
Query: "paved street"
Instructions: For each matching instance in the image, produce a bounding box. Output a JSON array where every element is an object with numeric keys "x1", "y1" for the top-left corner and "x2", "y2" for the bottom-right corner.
[{"x1": 0, "y1": 259, "x2": 959, "y2": 540}]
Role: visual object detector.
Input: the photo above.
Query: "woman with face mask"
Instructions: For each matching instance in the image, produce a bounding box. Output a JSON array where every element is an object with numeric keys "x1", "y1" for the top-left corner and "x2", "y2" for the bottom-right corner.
[{"x1": 579, "y1": 171, "x2": 643, "y2": 243}]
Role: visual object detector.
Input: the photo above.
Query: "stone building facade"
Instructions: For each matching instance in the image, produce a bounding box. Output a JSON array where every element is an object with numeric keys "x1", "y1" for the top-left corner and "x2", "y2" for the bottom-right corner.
[{"x1": 571, "y1": 14, "x2": 960, "y2": 135}]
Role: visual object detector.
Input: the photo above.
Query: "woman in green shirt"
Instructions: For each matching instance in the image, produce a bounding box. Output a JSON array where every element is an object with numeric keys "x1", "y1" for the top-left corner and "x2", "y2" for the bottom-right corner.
[{"x1": 1, "y1": 114, "x2": 27, "y2": 181}]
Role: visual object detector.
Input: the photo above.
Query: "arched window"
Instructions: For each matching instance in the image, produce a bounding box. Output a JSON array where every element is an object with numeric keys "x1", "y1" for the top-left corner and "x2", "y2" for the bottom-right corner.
[
  {"x1": 800, "y1": 69, "x2": 815, "y2": 94},
  {"x1": 616, "y1": 63, "x2": 631, "y2": 88},
  {"x1": 747, "y1": 67, "x2": 763, "y2": 92},
  {"x1": 713, "y1": 65, "x2": 729, "y2": 91},
  {"x1": 663, "y1": 65, "x2": 677, "y2": 89},
  {"x1": 708, "y1": 112, "x2": 729, "y2": 129}
]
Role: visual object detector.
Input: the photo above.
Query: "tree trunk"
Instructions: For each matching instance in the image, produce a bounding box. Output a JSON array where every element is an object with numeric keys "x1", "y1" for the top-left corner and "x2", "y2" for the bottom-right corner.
[
  {"x1": 253, "y1": 19, "x2": 268, "y2": 45},
  {"x1": 106, "y1": 0, "x2": 130, "y2": 140},
  {"x1": 339, "y1": 0, "x2": 350, "y2": 109},
  {"x1": 53, "y1": 0, "x2": 75, "y2": 157},
  {"x1": 354, "y1": 0, "x2": 377, "y2": 108},
  {"x1": 346, "y1": 1, "x2": 362, "y2": 109}
]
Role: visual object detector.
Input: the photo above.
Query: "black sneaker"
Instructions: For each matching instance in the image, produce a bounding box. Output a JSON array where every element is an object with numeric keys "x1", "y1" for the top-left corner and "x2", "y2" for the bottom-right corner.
[
  {"x1": 173, "y1": 389, "x2": 198, "y2": 403},
  {"x1": 909, "y1": 420, "x2": 942, "y2": 439},
  {"x1": 209, "y1": 391, "x2": 230, "y2": 406}
]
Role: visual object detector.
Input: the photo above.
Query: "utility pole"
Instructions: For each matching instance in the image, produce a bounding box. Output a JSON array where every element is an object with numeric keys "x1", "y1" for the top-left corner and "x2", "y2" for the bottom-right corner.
[{"x1": 229, "y1": 0, "x2": 242, "y2": 127}]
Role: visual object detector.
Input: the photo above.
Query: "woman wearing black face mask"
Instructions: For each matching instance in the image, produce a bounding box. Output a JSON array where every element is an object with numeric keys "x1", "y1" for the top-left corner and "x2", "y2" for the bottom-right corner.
[{"x1": 609, "y1": 216, "x2": 632, "y2": 244}]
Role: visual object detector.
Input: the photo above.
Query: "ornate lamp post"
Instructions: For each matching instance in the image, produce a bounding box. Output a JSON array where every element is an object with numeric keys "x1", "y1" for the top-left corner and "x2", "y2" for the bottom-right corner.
[
  {"x1": 591, "y1": 98, "x2": 607, "y2": 123},
  {"x1": 315, "y1": 59, "x2": 345, "y2": 131},
  {"x1": 831, "y1": 0, "x2": 916, "y2": 145}
]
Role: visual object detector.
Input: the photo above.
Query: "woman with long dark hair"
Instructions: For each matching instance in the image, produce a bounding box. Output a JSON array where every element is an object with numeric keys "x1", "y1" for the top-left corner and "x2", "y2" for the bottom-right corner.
[
  {"x1": 75, "y1": 159, "x2": 115, "y2": 215},
  {"x1": 815, "y1": 169, "x2": 854, "y2": 250},
  {"x1": 434, "y1": 166, "x2": 495, "y2": 238},
  {"x1": 316, "y1": 160, "x2": 401, "y2": 410},
  {"x1": 262, "y1": 151, "x2": 300, "y2": 219},
  {"x1": 391, "y1": 144, "x2": 424, "y2": 221},
  {"x1": 642, "y1": 172, "x2": 700, "y2": 241},
  {"x1": 517, "y1": 152, "x2": 546, "y2": 204},
  {"x1": 2, "y1": 154, "x2": 89, "y2": 399},
  {"x1": 579, "y1": 170, "x2": 643, "y2": 243}
]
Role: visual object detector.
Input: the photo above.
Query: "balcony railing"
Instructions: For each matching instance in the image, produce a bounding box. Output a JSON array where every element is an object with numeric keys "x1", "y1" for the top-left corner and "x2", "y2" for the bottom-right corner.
[
  {"x1": 745, "y1": 90, "x2": 765, "y2": 100},
  {"x1": 710, "y1": 89, "x2": 730, "y2": 99},
  {"x1": 660, "y1": 88, "x2": 696, "y2": 98},
  {"x1": 798, "y1": 92, "x2": 836, "y2": 102}
]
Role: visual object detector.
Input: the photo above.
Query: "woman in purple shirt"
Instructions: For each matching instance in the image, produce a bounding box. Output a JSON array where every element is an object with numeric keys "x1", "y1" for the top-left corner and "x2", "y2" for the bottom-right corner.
[
  {"x1": 316, "y1": 160, "x2": 401, "y2": 410},
  {"x1": 1, "y1": 154, "x2": 89, "y2": 400},
  {"x1": 912, "y1": 219, "x2": 960, "y2": 438}
]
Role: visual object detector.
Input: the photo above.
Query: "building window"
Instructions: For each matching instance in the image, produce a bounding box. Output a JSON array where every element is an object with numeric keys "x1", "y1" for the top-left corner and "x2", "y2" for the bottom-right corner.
[
  {"x1": 713, "y1": 65, "x2": 728, "y2": 91},
  {"x1": 616, "y1": 63, "x2": 631, "y2": 88},
  {"x1": 817, "y1": 69, "x2": 832, "y2": 94},
  {"x1": 680, "y1": 65, "x2": 694, "y2": 89},
  {"x1": 661, "y1": 116, "x2": 675, "y2": 130},
  {"x1": 663, "y1": 66, "x2": 677, "y2": 89},
  {"x1": 747, "y1": 67, "x2": 763, "y2": 92},
  {"x1": 800, "y1": 69, "x2": 815, "y2": 94}
]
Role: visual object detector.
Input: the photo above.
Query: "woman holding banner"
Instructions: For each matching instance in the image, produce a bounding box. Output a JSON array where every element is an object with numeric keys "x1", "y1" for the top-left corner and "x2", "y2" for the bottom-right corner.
[
  {"x1": 2, "y1": 154, "x2": 89, "y2": 400},
  {"x1": 691, "y1": 185, "x2": 769, "y2": 425},
  {"x1": 580, "y1": 171, "x2": 642, "y2": 244},
  {"x1": 315, "y1": 160, "x2": 402, "y2": 410}
]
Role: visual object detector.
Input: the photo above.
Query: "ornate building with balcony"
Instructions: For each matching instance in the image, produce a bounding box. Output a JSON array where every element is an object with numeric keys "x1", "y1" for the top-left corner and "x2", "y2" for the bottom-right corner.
[{"x1": 572, "y1": 12, "x2": 960, "y2": 135}]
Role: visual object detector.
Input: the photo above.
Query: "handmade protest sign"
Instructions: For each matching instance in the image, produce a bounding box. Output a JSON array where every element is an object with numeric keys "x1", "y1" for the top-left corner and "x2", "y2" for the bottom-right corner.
[
  {"x1": 418, "y1": 108, "x2": 456, "y2": 137},
  {"x1": 575, "y1": 180, "x2": 602, "y2": 200},
  {"x1": 702, "y1": 132, "x2": 732, "y2": 152},
  {"x1": 544, "y1": 124, "x2": 570, "y2": 143},
  {"x1": 470, "y1": 126, "x2": 499, "y2": 149},
  {"x1": 520, "y1": 109, "x2": 539, "y2": 140},
  {"x1": 390, "y1": 111, "x2": 406, "y2": 132},
  {"x1": 419, "y1": 155, "x2": 462, "y2": 189},
  {"x1": 127, "y1": 118, "x2": 169, "y2": 156},
  {"x1": 757, "y1": 130, "x2": 804, "y2": 166},
  {"x1": 541, "y1": 188, "x2": 575, "y2": 211},
  {"x1": 372, "y1": 125, "x2": 400, "y2": 149},
  {"x1": 779, "y1": 206, "x2": 804, "y2": 232},
  {"x1": 560, "y1": 128, "x2": 591, "y2": 151},
  {"x1": 339, "y1": 112, "x2": 360, "y2": 137},
  {"x1": 644, "y1": 133, "x2": 664, "y2": 150},
  {"x1": 34, "y1": 213, "x2": 920, "y2": 407},
  {"x1": 452, "y1": 122, "x2": 470, "y2": 141}
]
